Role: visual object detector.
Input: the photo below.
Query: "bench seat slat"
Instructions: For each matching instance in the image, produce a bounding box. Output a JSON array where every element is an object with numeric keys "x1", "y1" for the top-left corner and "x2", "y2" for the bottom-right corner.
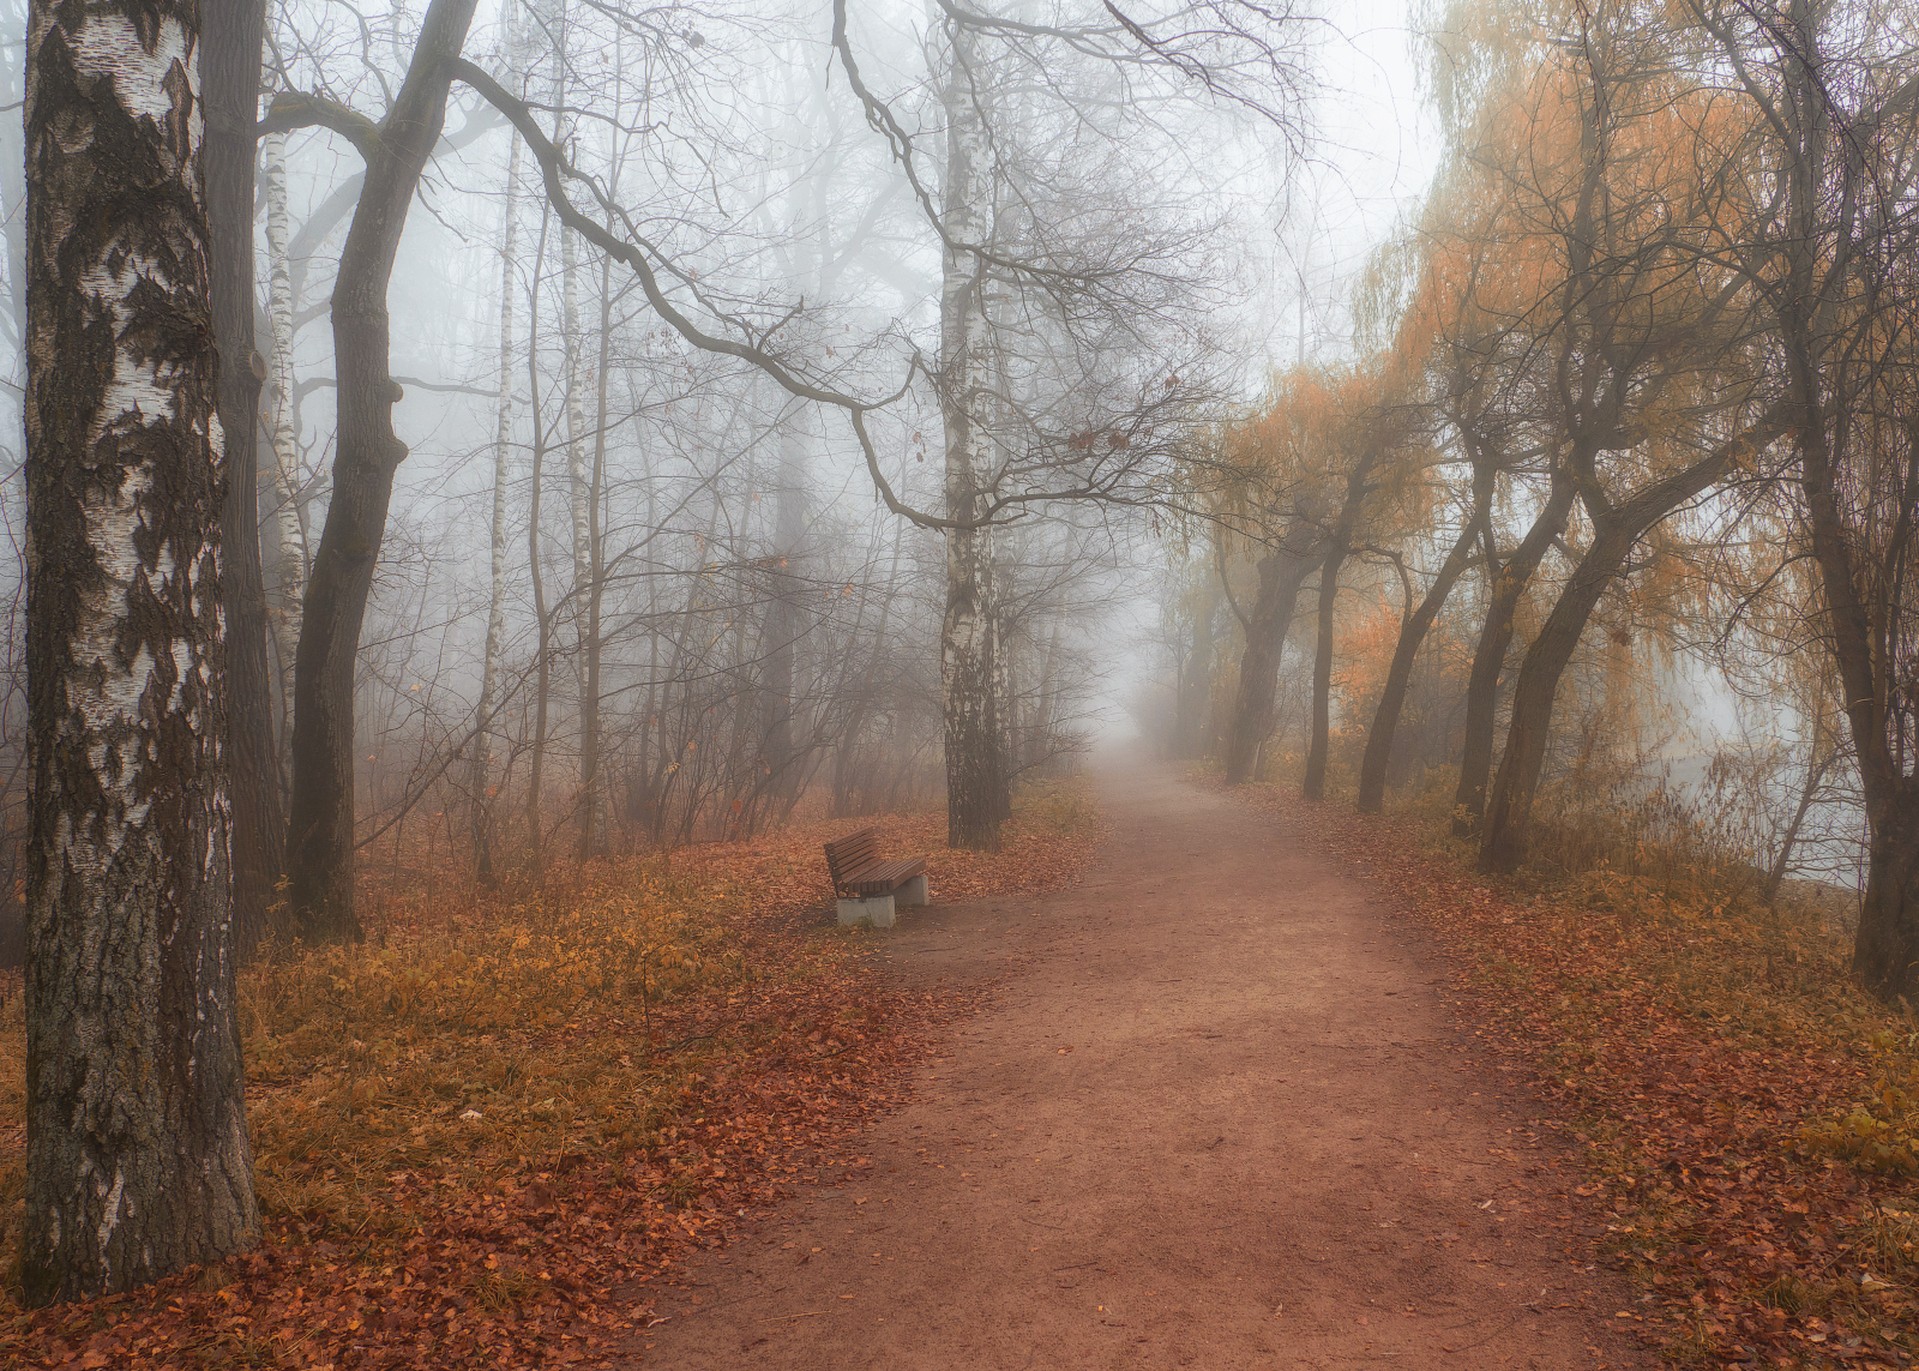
[
  {"x1": 823, "y1": 828, "x2": 927, "y2": 899},
  {"x1": 843, "y1": 856, "x2": 925, "y2": 897}
]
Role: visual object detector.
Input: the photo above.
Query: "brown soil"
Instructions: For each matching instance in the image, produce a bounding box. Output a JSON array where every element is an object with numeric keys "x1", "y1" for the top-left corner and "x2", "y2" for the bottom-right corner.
[{"x1": 631, "y1": 756, "x2": 1653, "y2": 1369}]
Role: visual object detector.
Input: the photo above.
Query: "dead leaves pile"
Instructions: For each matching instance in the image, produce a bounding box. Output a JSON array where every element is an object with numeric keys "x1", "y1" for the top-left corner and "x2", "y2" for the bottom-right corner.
[
  {"x1": 1241, "y1": 783, "x2": 1919, "y2": 1369},
  {"x1": 0, "y1": 784, "x2": 1099, "y2": 1369}
]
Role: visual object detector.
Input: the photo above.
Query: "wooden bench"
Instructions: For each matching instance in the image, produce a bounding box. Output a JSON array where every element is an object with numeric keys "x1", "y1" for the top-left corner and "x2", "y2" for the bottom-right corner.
[{"x1": 824, "y1": 827, "x2": 929, "y2": 928}]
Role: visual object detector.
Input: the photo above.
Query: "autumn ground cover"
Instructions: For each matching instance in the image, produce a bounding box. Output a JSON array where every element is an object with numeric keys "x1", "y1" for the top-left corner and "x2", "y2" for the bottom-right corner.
[
  {"x1": 1231, "y1": 776, "x2": 1919, "y2": 1370},
  {"x1": 0, "y1": 781, "x2": 1101, "y2": 1370}
]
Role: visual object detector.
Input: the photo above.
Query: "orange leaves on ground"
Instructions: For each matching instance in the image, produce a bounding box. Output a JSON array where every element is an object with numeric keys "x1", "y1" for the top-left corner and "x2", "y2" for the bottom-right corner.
[
  {"x1": 0, "y1": 782, "x2": 1099, "y2": 1369},
  {"x1": 1234, "y1": 782, "x2": 1919, "y2": 1370}
]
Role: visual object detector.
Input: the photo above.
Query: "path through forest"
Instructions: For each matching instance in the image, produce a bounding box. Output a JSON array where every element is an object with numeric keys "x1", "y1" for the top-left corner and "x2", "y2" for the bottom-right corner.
[{"x1": 632, "y1": 756, "x2": 1651, "y2": 1369}]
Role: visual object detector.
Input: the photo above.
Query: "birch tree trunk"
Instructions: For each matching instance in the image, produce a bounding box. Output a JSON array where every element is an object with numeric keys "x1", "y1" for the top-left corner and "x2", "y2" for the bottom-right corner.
[
  {"x1": 23, "y1": 0, "x2": 258, "y2": 1300},
  {"x1": 472, "y1": 12, "x2": 529, "y2": 885},
  {"x1": 261, "y1": 130, "x2": 306, "y2": 741},
  {"x1": 937, "y1": 17, "x2": 1006, "y2": 851}
]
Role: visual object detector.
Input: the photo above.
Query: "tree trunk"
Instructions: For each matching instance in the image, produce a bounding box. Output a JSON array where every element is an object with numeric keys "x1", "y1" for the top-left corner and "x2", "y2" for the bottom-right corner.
[
  {"x1": 283, "y1": 0, "x2": 480, "y2": 940},
  {"x1": 937, "y1": 17, "x2": 1005, "y2": 851},
  {"x1": 22, "y1": 0, "x2": 259, "y2": 1300},
  {"x1": 1452, "y1": 469, "x2": 1577, "y2": 837},
  {"x1": 1474, "y1": 523, "x2": 1631, "y2": 874},
  {"x1": 1356, "y1": 470, "x2": 1492, "y2": 813},
  {"x1": 577, "y1": 253, "x2": 613, "y2": 860},
  {"x1": 1853, "y1": 788, "x2": 1919, "y2": 1000},
  {"x1": 759, "y1": 404, "x2": 809, "y2": 811},
  {"x1": 1301, "y1": 551, "x2": 1344, "y2": 802},
  {"x1": 1221, "y1": 542, "x2": 1315, "y2": 784},
  {"x1": 523, "y1": 213, "x2": 554, "y2": 868},
  {"x1": 471, "y1": 34, "x2": 527, "y2": 885},
  {"x1": 206, "y1": 0, "x2": 286, "y2": 955},
  {"x1": 260, "y1": 131, "x2": 307, "y2": 744},
  {"x1": 1476, "y1": 423, "x2": 1766, "y2": 874},
  {"x1": 1761, "y1": 716, "x2": 1831, "y2": 909}
]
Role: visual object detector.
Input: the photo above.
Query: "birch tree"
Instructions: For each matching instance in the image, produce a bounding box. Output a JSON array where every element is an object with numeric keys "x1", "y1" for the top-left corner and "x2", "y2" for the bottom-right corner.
[{"x1": 22, "y1": 0, "x2": 258, "y2": 1300}]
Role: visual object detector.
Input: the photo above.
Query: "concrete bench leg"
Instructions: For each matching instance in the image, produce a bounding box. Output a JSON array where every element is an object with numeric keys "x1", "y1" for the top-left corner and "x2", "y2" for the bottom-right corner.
[
  {"x1": 897, "y1": 874, "x2": 929, "y2": 908},
  {"x1": 837, "y1": 894, "x2": 896, "y2": 929}
]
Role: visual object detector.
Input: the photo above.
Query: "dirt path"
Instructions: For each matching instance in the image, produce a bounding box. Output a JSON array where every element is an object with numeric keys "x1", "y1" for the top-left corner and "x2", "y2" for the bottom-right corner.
[{"x1": 632, "y1": 756, "x2": 1651, "y2": 1369}]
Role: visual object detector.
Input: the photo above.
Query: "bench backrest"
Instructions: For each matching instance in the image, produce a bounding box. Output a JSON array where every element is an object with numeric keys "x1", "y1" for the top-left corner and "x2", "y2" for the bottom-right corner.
[{"x1": 823, "y1": 827, "x2": 881, "y2": 891}]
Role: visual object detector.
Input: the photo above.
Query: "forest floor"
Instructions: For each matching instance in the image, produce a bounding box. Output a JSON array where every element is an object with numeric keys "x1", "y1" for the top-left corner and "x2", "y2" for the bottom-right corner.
[
  {"x1": 629, "y1": 754, "x2": 1648, "y2": 1370},
  {"x1": 0, "y1": 784, "x2": 1101, "y2": 1369}
]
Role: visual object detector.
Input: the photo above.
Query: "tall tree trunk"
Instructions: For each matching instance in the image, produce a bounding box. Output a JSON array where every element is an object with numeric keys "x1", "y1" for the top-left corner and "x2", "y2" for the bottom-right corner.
[
  {"x1": 23, "y1": 0, "x2": 258, "y2": 1300},
  {"x1": 1301, "y1": 551, "x2": 1341, "y2": 801},
  {"x1": 260, "y1": 130, "x2": 306, "y2": 744},
  {"x1": 523, "y1": 214, "x2": 554, "y2": 868},
  {"x1": 1452, "y1": 469, "x2": 1577, "y2": 837},
  {"x1": 1356, "y1": 468, "x2": 1492, "y2": 813},
  {"x1": 1476, "y1": 420, "x2": 1769, "y2": 873},
  {"x1": 471, "y1": 33, "x2": 527, "y2": 886},
  {"x1": 937, "y1": 16, "x2": 1005, "y2": 851},
  {"x1": 759, "y1": 404, "x2": 809, "y2": 810},
  {"x1": 206, "y1": 0, "x2": 285, "y2": 954},
  {"x1": 1221, "y1": 539, "x2": 1316, "y2": 784},
  {"x1": 576, "y1": 253, "x2": 613, "y2": 860},
  {"x1": 282, "y1": 0, "x2": 481, "y2": 940}
]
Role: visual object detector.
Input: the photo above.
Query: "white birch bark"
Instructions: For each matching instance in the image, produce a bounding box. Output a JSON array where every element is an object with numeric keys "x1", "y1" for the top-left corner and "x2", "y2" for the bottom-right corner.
[
  {"x1": 937, "y1": 14, "x2": 1006, "y2": 849},
  {"x1": 23, "y1": 0, "x2": 257, "y2": 1300},
  {"x1": 472, "y1": 3, "x2": 530, "y2": 881},
  {"x1": 261, "y1": 130, "x2": 305, "y2": 682}
]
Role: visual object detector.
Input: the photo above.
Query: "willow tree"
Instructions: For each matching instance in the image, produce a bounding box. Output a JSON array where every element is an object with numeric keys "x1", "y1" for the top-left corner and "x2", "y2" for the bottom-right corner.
[
  {"x1": 1470, "y1": 1, "x2": 1781, "y2": 873},
  {"x1": 1690, "y1": 0, "x2": 1919, "y2": 998},
  {"x1": 22, "y1": 0, "x2": 257, "y2": 1300}
]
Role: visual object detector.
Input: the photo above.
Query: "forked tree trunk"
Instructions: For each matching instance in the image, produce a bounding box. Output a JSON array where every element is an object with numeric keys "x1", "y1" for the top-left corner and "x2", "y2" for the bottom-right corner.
[
  {"x1": 283, "y1": 0, "x2": 480, "y2": 940},
  {"x1": 1302, "y1": 449, "x2": 1387, "y2": 803},
  {"x1": 22, "y1": 0, "x2": 258, "y2": 1300},
  {"x1": 1451, "y1": 469, "x2": 1577, "y2": 837},
  {"x1": 207, "y1": 0, "x2": 286, "y2": 954},
  {"x1": 1476, "y1": 419, "x2": 1772, "y2": 873},
  {"x1": 1221, "y1": 539, "x2": 1316, "y2": 784},
  {"x1": 1356, "y1": 467, "x2": 1493, "y2": 813}
]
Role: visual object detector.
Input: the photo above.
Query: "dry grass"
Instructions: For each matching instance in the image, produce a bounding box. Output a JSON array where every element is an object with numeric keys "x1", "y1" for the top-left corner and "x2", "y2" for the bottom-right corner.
[
  {"x1": 1231, "y1": 768, "x2": 1919, "y2": 1368},
  {"x1": 0, "y1": 780, "x2": 1102, "y2": 1368}
]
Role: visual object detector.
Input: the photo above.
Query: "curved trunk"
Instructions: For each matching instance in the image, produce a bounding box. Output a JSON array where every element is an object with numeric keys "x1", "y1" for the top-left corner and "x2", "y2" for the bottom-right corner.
[
  {"x1": 1221, "y1": 545, "x2": 1315, "y2": 784},
  {"x1": 1478, "y1": 428, "x2": 1767, "y2": 873},
  {"x1": 1355, "y1": 501, "x2": 1484, "y2": 813},
  {"x1": 1473, "y1": 517, "x2": 1635, "y2": 874},
  {"x1": 1452, "y1": 470, "x2": 1577, "y2": 837},
  {"x1": 284, "y1": 0, "x2": 480, "y2": 940}
]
